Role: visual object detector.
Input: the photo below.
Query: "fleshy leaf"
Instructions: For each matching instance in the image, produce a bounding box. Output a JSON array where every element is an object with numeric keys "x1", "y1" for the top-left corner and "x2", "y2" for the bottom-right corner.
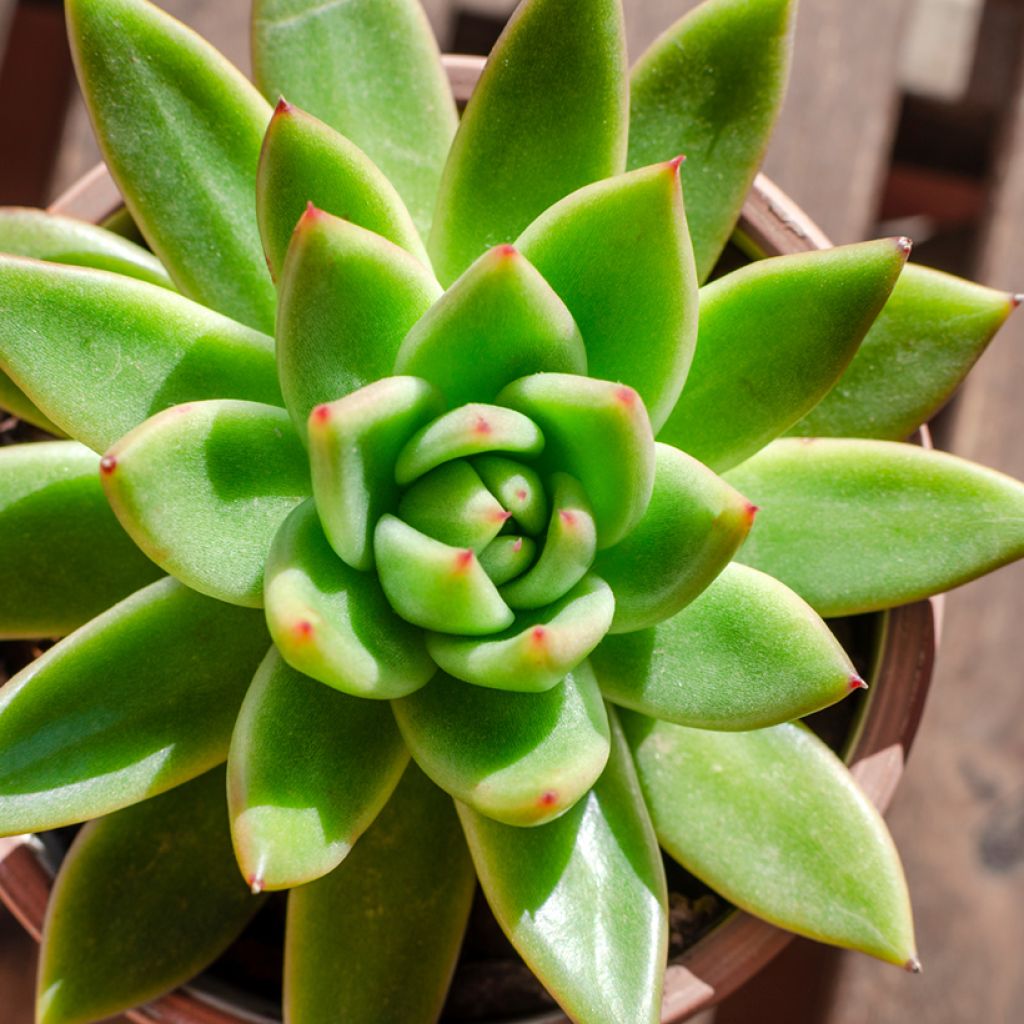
[
  {"x1": 628, "y1": 0, "x2": 795, "y2": 281},
  {"x1": 458, "y1": 709, "x2": 667, "y2": 1024},
  {"x1": 623, "y1": 714, "x2": 916, "y2": 967},
  {"x1": 393, "y1": 663, "x2": 610, "y2": 826},
  {"x1": 727, "y1": 437, "x2": 1024, "y2": 615},
  {"x1": 0, "y1": 372, "x2": 63, "y2": 434},
  {"x1": 0, "y1": 255, "x2": 281, "y2": 452},
  {"x1": 473, "y1": 455, "x2": 549, "y2": 535},
  {"x1": 102, "y1": 400, "x2": 310, "y2": 608},
  {"x1": 428, "y1": 0, "x2": 629, "y2": 284},
  {"x1": 595, "y1": 441, "x2": 754, "y2": 633},
  {"x1": 517, "y1": 160, "x2": 697, "y2": 431},
  {"x1": 227, "y1": 648, "x2": 409, "y2": 891},
  {"x1": 395, "y1": 245, "x2": 586, "y2": 406},
  {"x1": 0, "y1": 441, "x2": 162, "y2": 638},
  {"x1": 308, "y1": 376, "x2": 444, "y2": 570},
  {"x1": 478, "y1": 535, "x2": 537, "y2": 586},
  {"x1": 256, "y1": 100, "x2": 428, "y2": 280},
  {"x1": 66, "y1": 0, "x2": 276, "y2": 331},
  {"x1": 427, "y1": 575, "x2": 615, "y2": 693},
  {"x1": 374, "y1": 515, "x2": 514, "y2": 635},
  {"x1": 276, "y1": 208, "x2": 441, "y2": 441},
  {"x1": 252, "y1": 0, "x2": 457, "y2": 240},
  {"x1": 658, "y1": 240, "x2": 909, "y2": 472},
  {"x1": 592, "y1": 563, "x2": 860, "y2": 730},
  {"x1": 264, "y1": 501, "x2": 434, "y2": 698},
  {"x1": 497, "y1": 374, "x2": 655, "y2": 548},
  {"x1": 0, "y1": 578, "x2": 268, "y2": 836},
  {"x1": 792, "y1": 263, "x2": 1019, "y2": 439},
  {"x1": 285, "y1": 764, "x2": 474, "y2": 1024},
  {"x1": 37, "y1": 770, "x2": 265, "y2": 1024}
]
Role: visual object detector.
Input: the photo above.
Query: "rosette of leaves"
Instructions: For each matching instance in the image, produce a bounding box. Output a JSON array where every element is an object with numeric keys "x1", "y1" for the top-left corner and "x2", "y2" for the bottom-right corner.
[{"x1": 1, "y1": 0, "x2": 1024, "y2": 1022}]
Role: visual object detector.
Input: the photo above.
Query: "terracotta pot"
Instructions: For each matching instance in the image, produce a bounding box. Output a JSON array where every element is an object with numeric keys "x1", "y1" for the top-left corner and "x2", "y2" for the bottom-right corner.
[{"x1": 0, "y1": 53, "x2": 939, "y2": 1024}]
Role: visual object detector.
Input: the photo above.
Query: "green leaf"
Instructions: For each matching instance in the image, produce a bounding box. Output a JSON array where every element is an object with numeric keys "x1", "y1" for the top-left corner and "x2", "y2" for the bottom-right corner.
[
  {"x1": 66, "y1": 0, "x2": 275, "y2": 331},
  {"x1": 0, "y1": 255, "x2": 281, "y2": 452},
  {"x1": 592, "y1": 563, "x2": 860, "y2": 730},
  {"x1": 256, "y1": 100, "x2": 428, "y2": 280},
  {"x1": 478, "y1": 535, "x2": 537, "y2": 586},
  {"x1": 374, "y1": 515, "x2": 514, "y2": 635},
  {"x1": 727, "y1": 437, "x2": 1024, "y2": 615},
  {"x1": 252, "y1": 0, "x2": 457, "y2": 241},
  {"x1": 0, "y1": 372, "x2": 64, "y2": 434},
  {"x1": 517, "y1": 161, "x2": 697, "y2": 431},
  {"x1": 498, "y1": 373, "x2": 655, "y2": 548},
  {"x1": 426, "y1": 575, "x2": 615, "y2": 693},
  {"x1": 102, "y1": 400, "x2": 310, "y2": 607},
  {"x1": 394, "y1": 245, "x2": 587, "y2": 406},
  {"x1": 474, "y1": 454, "x2": 549, "y2": 535},
  {"x1": 628, "y1": 0, "x2": 795, "y2": 281},
  {"x1": 0, "y1": 578, "x2": 268, "y2": 836},
  {"x1": 37, "y1": 769, "x2": 265, "y2": 1024},
  {"x1": 264, "y1": 501, "x2": 434, "y2": 698},
  {"x1": 308, "y1": 376, "x2": 444, "y2": 570},
  {"x1": 458, "y1": 709, "x2": 667, "y2": 1024},
  {"x1": 792, "y1": 263, "x2": 1018, "y2": 439},
  {"x1": 227, "y1": 648, "x2": 409, "y2": 891},
  {"x1": 428, "y1": 0, "x2": 628, "y2": 284},
  {"x1": 0, "y1": 206, "x2": 172, "y2": 287},
  {"x1": 623, "y1": 714, "x2": 916, "y2": 967},
  {"x1": 658, "y1": 240, "x2": 909, "y2": 472},
  {"x1": 0, "y1": 441, "x2": 162, "y2": 638},
  {"x1": 393, "y1": 663, "x2": 610, "y2": 826},
  {"x1": 276, "y1": 208, "x2": 441, "y2": 442},
  {"x1": 285, "y1": 764, "x2": 474, "y2": 1024}
]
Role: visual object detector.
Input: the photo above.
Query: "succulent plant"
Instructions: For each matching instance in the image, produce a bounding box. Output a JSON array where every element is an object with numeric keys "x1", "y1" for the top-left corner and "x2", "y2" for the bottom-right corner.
[{"x1": 1, "y1": 0, "x2": 1024, "y2": 1021}]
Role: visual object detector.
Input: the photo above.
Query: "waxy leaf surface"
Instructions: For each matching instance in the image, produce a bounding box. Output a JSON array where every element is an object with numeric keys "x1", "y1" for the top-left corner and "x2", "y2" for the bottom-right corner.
[
  {"x1": 728, "y1": 438, "x2": 1024, "y2": 615},
  {"x1": 459, "y1": 711, "x2": 667, "y2": 1024},
  {"x1": 67, "y1": 0, "x2": 276, "y2": 331},
  {"x1": 37, "y1": 769, "x2": 265, "y2": 1024},
  {"x1": 659, "y1": 240, "x2": 908, "y2": 471},
  {"x1": 286, "y1": 764, "x2": 474, "y2": 1024},
  {"x1": 474, "y1": 455, "x2": 548, "y2": 535},
  {"x1": 478, "y1": 535, "x2": 537, "y2": 586},
  {"x1": 429, "y1": 0, "x2": 628, "y2": 284},
  {"x1": 393, "y1": 663, "x2": 610, "y2": 826},
  {"x1": 624, "y1": 714, "x2": 916, "y2": 966},
  {"x1": 628, "y1": 0, "x2": 795, "y2": 281},
  {"x1": 0, "y1": 578, "x2": 268, "y2": 836},
  {"x1": 103, "y1": 401, "x2": 310, "y2": 607},
  {"x1": 228, "y1": 649, "x2": 409, "y2": 891}
]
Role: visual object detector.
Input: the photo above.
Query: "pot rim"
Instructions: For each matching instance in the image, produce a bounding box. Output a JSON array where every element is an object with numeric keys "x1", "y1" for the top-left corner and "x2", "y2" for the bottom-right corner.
[{"x1": 0, "y1": 51, "x2": 939, "y2": 1024}]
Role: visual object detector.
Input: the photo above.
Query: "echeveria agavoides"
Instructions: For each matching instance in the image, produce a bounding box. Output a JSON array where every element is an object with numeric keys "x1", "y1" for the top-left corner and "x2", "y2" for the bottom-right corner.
[{"x1": 0, "y1": 0, "x2": 1022, "y2": 1022}]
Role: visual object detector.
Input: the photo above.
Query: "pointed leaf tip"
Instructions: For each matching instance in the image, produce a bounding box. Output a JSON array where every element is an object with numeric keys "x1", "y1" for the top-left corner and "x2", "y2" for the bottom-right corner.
[
  {"x1": 274, "y1": 96, "x2": 293, "y2": 115},
  {"x1": 849, "y1": 674, "x2": 868, "y2": 691},
  {"x1": 906, "y1": 956, "x2": 923, "y2": 974}
]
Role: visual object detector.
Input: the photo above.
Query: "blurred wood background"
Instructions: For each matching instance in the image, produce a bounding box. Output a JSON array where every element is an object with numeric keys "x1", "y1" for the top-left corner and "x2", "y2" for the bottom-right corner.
[{"x1": 1, "y1": 0, "x2": 1023, "y2": 1021}]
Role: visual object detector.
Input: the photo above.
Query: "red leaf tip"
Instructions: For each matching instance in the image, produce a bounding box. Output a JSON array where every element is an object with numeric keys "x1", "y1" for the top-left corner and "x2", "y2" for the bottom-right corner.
[
  {"x1": 293, "y1": 619, "x2": 314, "y2": 640},
  {"x1": 249, "y1": 875, "x2": 264, "y2": 895},
  {"x1": 905, "y1": 956, "x2": 922, "y2": 974},
  {"x1": 454, "y1": 549, "x2": 475, "y2": 571},
  {"x1": 473, "y1": 416, "x2": 492, "y2": 436},
  {"x1": 666, "y1": 154, "x2": 686, "y2": 173},
  {"x1": 512, "y1": 537, "x2": 523, "y2": 552},
  {"x1": 895, "y1": 235, "x2": 913, "y2": 256},
  {"x1": 538, "y1": 790, "x2": 559, "y2": 807},
  {"x1": 515, "y1": 488, "x2": 528, "y2": 502},
  {"x1": 99, "y1": 455, "x2": 117, "y2": 475},
  {"x1": 848, "y1": 674, "x2": 868, "y2": 691},
  {"x1": 614, "y1": 385, "x2": 638, "y2": 407},
  {"x1": 496, "y1": 244, "x2": 518, "y2": 258},
  {"x1": 744, "y1": 502, "x2": 759, "y2": 523},
  {"x1": 274, "y1": 96, "x2": 294, "y2": 116},
  {"x1": 300, "y1": 201, "x2": 326, "y2": 227},
  {"x1": 531, "y1": 626, "x2": 547, "y2": 645},
  {"x1": 1011, "y1": 293, "x2": 1023, "y2": 309},
  {"x1": 559, "y1": 509, "x2": 577, "y2": 528},
  {"x1": 492, "y1": 509, "x2": 513, "y2": 523},
  {"x1": 311, "y1": 403, "x2": 332, "y2": 425}
]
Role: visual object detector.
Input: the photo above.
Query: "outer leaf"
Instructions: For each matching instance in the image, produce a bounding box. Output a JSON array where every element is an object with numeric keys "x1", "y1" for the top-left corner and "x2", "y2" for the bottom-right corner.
[
  {"x1": 792, "y1": 263, "x2": 1018, "y2": 439},
  {"x1": 595, "y1": 441, "x2": 755, "y2": 633},
  {"x1": 276, "y1": 208, "x2": 441, "y2": 441},
  {"x1": 37, "y1": 770, "x2": 265, "y2": 1024},
  {"x1": 264, "y1": 501, "x2": 434, "y2": 698},
  {"x1": 102, "y1": 400, "x2": 310, "y2": 608},
  {"x1": 517, "y1": 160, "x2": 697, "y2": 431},
  {"x1": 394, "y1": 245, "x2": 587, "y2": 406},
  {"x1": 428, "y1": 0, "x2": 629, "y2": 284},
  {"x1": 0, "y1": 441, "x2": 161, "y2": 638},
  {"x1": 727, "y1": 437, "x2": 1024, "y2": 615},
  {"x1": 658, "y1": 240, "x2": 909, "y2": 472},
  {"x1": 0, "y1": 578, "x2": 269, "y2": 836},
  {"x1": 393, "y1": 663, "x2": 610, "y2": 827},
  {"x1": 256, "y1": 100, "x2": 428, "y2": 280},
  {"x1": 285, "y1": 764, "x2": 474, "y2": 1024},
  {"x1": 592, "y1": 563, "x2": 861, "y2": 730},
  {"x1": 227, "y1": 648, "x2": 409, "y2": 891},
  {"x1": 458, "y1": 709, "x2": 667, "y2": 1024},
  {"x1": 252, "y1": 0, "x2": 457, "y2": 240},
  {"x1": 498, "y1": 373, "x2": 655, "y2": 548},
  {"x1": 623, "y1": 714, "x2": 916, "y2": 967},
  {"x1": 66, "y1": 0, "x2": 276, "y2": 331},
  {"x1": 0, "y1": 371, "x2": 63, "y2": 434},
  {"x1": 0, "y1": 255, "x2": 281, "y2": 452},
  {"x1": 628, "y1": 0, "x2": 795, "y2": 281}
]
